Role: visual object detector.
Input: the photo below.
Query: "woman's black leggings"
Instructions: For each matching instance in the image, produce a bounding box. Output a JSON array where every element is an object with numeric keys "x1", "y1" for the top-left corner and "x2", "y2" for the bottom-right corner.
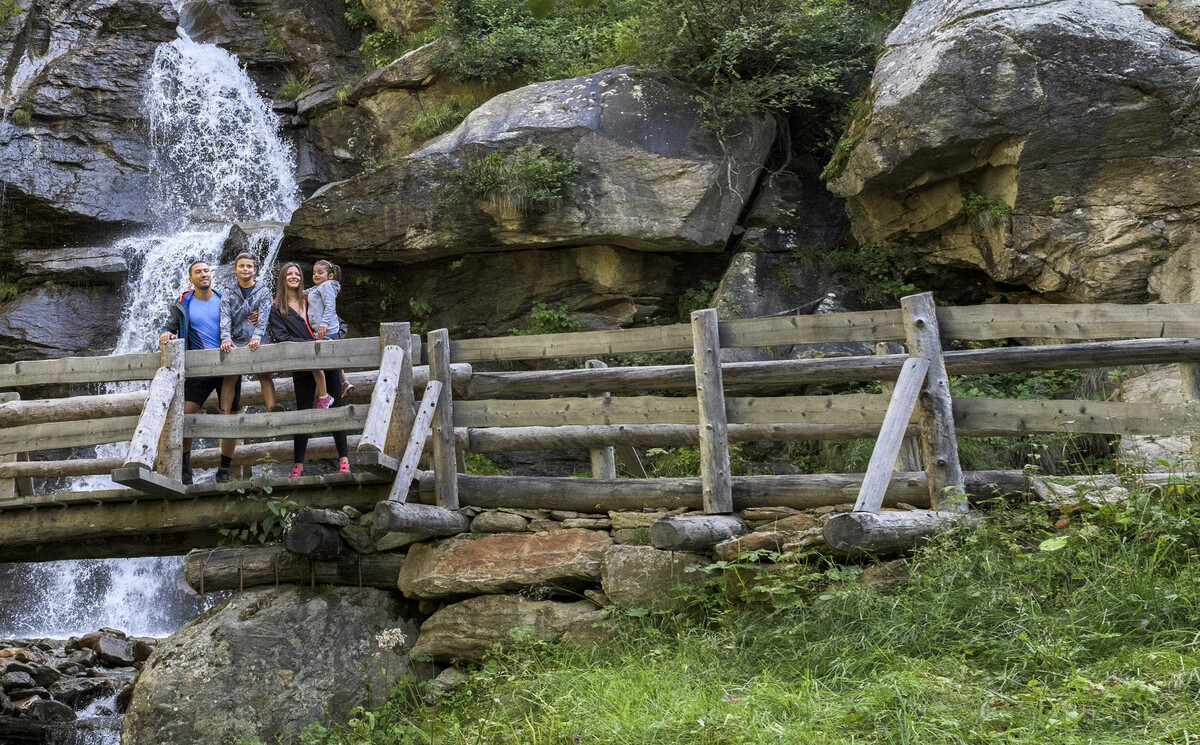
[{"x1": 291, "y1": 369, "x2": 348, "y2": 464}]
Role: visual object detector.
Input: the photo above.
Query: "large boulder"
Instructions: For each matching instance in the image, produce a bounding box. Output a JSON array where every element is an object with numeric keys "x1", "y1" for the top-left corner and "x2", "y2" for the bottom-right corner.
[
  {"x1": 0, "y1": 0, "x2": 178, "y2": 253},
  {"x1": 397, "y1": 530, "x2": 612, "y2": 599},
  {"x1": 825, "y1": 0, "x2": 1200, "y2": 303},
  {"x1": 600, "y1": 545, "x2": 710, "y2": 612},
  {"x1": 0, "y1": 285, "x2": 125, "y2": 362},
  {"x1": 285, "y1": 66, "x2": 776, "y2": 265},
  {"x1": 122, "y1": 586, "x2": 425, "y2": 745},
  {"x1": 408, "y1": 594, "x2": 606, "y2": 664}
]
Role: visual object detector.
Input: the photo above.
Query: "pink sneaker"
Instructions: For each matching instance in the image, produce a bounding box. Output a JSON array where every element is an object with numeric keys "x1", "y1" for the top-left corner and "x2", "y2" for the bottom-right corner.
[
  {"x1": 339, "y1": 460, "x2": 350, "y2": 474},
  {"x1": 341, "y1": 379, "x2": 355, "y2": 397},
  {"x1": 290, "y1": 464, "x2": 304, "y2": 478},
  {"x1": 314, "y1": 395, "x2": 334, "y2": 409}
]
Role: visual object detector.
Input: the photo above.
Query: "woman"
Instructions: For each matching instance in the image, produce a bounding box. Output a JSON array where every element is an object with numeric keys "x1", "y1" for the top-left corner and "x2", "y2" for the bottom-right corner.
[{"x1": 267, "y1": 262, "x2": 350, "y2": 477}]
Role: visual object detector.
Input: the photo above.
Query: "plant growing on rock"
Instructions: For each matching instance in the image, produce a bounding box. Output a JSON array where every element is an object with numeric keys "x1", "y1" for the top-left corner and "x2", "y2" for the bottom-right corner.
[
  {"x1": 278, "y1": 72, "x2": 315, "y2": 101},
  {"x1": 509, "y1": 301, "x2": 581, "y2": 335},
  {"x1": 462, "y1": 150, "x2": 579, "y2": 216},
  {"x1": 9, "y1": 107, "x2": 31, "y2": 127},
  {"x1": 408, "y1": 96, "x2": 479, "y2": 142}
]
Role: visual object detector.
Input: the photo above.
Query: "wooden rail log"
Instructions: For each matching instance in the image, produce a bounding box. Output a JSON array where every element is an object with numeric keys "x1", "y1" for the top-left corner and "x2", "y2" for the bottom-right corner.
[
  {"x1": 823, "y1": 510, "x2": 980, "y2": 557},
  {"x1": 124, "y1": 366, "x2": 181, "y2": 470},
  {"x1": 373, "y1": 501, "x2": 470, "y2": 535},
  {"x1": 429, "y1": 329, "x2": 459, "y2": 510},
  {"x1": 184, "y1": 405, "x2": 366, "y2": 439},
  {"x1": 0, "y1": 351, "x2": 160, "y2": 387},
  {"x1": 283, "y1": 521, "x2": 344, "y2": 560},
  {"x1": 854, "y1": 357, "x2": 928, "y2": 513},
  {"x1": 0, "y1": 416, "x2": 141, "y2": 457},
  {"x1": 184, "y1": 546, "x2": 406, "y2": 593},
  {"x1": 184, "y1": 337, "x2": 381, "y2": 378},
  {"x1": 649, "y1": 515, "x2": 750, "y2": 551}
]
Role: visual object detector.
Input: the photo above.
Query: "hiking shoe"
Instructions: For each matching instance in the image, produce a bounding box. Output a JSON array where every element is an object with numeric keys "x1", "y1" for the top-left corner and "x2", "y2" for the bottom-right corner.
[
  {"x1": 290, "y1": 464, "x2": 304, "y2": 478},
  {"x1": 341, "y1": 379, "x2": 355, "y2": 397},
  {"x1": 181, "y1": 468, "x2": 193, "y2": 486},
  {"x1": 338, "y1": 460, "x2": 351, "y2": 474},
  {"x1": 314, "y1": 394, "x2": 334, "y2": 409},
  {"x1": 215, "y1": 467, "x2": 231, "y2": 483}
]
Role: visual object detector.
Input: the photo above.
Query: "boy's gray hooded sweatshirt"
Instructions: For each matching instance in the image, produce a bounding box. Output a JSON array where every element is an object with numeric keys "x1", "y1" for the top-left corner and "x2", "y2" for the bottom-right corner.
[
  {"x1": 306, "y1": 280, "x2": 341, "y2": 338},
  {"x1": 219, "y1": 281, "x2": 272, "y2": 345}
]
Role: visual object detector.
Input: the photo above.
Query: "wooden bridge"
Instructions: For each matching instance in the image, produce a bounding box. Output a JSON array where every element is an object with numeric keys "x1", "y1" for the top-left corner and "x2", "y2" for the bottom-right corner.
[{"x1": 4, "y1": 292, "x2": 1200, "y2": 562}]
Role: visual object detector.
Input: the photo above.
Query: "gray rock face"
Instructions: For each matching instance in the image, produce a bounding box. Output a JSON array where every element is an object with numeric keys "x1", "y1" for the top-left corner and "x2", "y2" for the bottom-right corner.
[
  {"x1": 122, "y1": 585, "x2": 425, "y2": 745},
  {"x1": 409, "y1": 594, "x2": 606, "y2": 664},
  {"x1": 13, "y1": 247, "x2": 128, "y2": 288},
  {"x1": 0, "y1": 0, "x2": 178, "y2": 252},
  {"x1": 0, "y1": 284, "x2": 125, "y2": 362},
  {"x1": 285, "y1": 67, "x2": 775, "y2": 265},
  {"x1": 826, "y1": 0, "x2": 1200, "y2": 302},
  {"x1": 600, "y1": 545, "x2": 710, "y2": 611}
]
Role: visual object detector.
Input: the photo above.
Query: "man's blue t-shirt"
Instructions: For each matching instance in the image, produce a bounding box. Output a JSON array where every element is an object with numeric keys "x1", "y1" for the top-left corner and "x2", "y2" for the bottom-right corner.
[{"x1": 187, "y1": 294, "x2": 221, "y2": 350}]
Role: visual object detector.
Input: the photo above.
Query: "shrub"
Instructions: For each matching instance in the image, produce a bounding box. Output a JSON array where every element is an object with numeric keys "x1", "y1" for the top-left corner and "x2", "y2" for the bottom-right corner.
[
  {"x1": 462, "y1": 150, "x2": 578, "y2": 216},
  {"x1": 509, "y1": 301, "x2": 581, "y2": 335},
  {"x1": 277, "y1": 72, "x2": 314, "y2": 101},
  {"x1": 963, "y1": 191, "x2": 1014, "y2": 219},
  {"x1": 9, "y1": 108, "x2": 30, "y2": 127},
  {"x1": 408, "y1": 96, "x2": 478, "y2": 142},
  {"x1": 360, "y1": 29, "x2": 409, "y2": 69}
]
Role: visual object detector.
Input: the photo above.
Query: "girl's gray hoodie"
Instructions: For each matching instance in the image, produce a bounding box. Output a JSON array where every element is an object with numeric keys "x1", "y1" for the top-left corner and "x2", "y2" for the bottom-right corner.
[
  {"x1": 219, "y1": 281, "x2": 272, "y2": 345},
  {"x1": 306, "y1": 280, "x2": 342, "y2": 338}
]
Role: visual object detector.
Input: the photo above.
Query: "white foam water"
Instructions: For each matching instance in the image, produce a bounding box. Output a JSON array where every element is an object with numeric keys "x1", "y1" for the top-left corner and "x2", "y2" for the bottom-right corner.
[{"x1": 0, "y1": 22, "x2": 297, "y2": 644}]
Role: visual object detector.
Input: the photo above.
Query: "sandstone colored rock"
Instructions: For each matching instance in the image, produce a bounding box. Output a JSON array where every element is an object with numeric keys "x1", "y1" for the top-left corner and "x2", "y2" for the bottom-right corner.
[
  {"x1": 409, "y1": 594, "x2": 606, "y2": 664},
  {"x1": 123, "y1": 586, "x2": 424, "y2": 745},
  {"x1": 600, "y1": 545, "x2": 710, "y2": 611},
  {"x1": 470, "y1": 510, "x2": 529, "y2": 533},
  {"x1": 758, "y1": 514, "x2": 821, "y2": 533},
  {"x1": 713, "y1": 532, "x2": 788, "y2": 562},
  {"x1": 363, "y1": 0, "x2": 442, "y2": 34},
  {"x1": 826, "y1": 0, "x2": 1200, "y2": 302},
  {"x1": 397, "y1": 530, "x2": 611, "y2": 599},
  {"x1": 608, "y1": 511, "x2": 669, "y2": 530},
  {"x1": 286, "y1": 67, "x2": 775, "y2": 264}
]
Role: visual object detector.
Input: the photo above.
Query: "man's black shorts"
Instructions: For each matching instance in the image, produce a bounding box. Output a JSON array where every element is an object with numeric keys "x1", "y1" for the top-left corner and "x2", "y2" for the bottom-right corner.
[{"x1": 183, "y1": 375, "x2": 241, "y2": 411}]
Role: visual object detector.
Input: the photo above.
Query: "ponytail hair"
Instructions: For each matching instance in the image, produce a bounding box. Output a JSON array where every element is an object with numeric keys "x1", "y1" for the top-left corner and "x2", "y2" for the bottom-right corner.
[{"x1": 314, "y1": 259, "x2": 341, "y2": 283}]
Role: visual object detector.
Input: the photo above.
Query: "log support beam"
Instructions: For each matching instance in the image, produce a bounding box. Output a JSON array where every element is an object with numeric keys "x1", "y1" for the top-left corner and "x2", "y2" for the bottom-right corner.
[
  {"x1": 649, "y1": 514, "x2": 749, "y2": 551},
  {"x1": 585, "y1": 360, "x2": 617, "y2": 479},
  {"x1": 373, "y1": 501, "x2": 470, "y2": 536},
  {"x1": 823, "y1": 510, "x2": 980, "y2": 557},
  {"x1": 429, "y1": 329, "x2": 459, "y2": 510},
  {"x1": 388, "y1": 380, "x2": 442, "y2": 503},
  {"x1": 854, "y1": 357, "x2": 928, "y2": 513},
  {"x1": 692, "y1": 309, "x2": 732, "y2": 513},
  {"x1": 184, "y1": 546, "x2": 405, "y2": 593}
]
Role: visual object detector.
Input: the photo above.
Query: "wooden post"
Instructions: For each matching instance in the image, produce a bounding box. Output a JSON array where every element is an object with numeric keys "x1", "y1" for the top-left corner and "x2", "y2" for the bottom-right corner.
[
  {"x1": 388, "y1": 380, "x2": 442, "y2": 503},
  {"x1": 853, "y1": 357, "x2": 929, "y2": 513},
  {"x1": 124, "y1": 367, "x2": 183, "y2": 471},
  {"x1": 901, "y1": 292, "x2": 966, "y2": 510},
  {"x1": 156, "y1": 339, "x2": 185, "y2": 481},
  {"x1": 1180, "y1": 364, "x2": 1200, "y2": 463},
  {"x1": 876, "y1": 342, "x2": 922, "y2": 472},
  {"x1": 691, "y1": 309, "x2": 732, "y2": 514},
  {"x1": 0, "y1": 392, "x2": 17, "y2": 501},
  {"x1": 429, "y1": 329, "x2": 459, "y2": 510},
  {"x1": 585, "y1": 360, "x2": 617, "y2": 479},
  {"x1": 358, "y1": 344, "x2": 404, "y2": 454},
  {"x1": 381, "y1": 323, "x2": 415, "y2": 460}
]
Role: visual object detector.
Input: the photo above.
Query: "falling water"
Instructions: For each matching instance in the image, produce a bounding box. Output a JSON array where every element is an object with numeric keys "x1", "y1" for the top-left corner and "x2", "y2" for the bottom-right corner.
[{"x1": 0, "y1": 26, "x2": 298, "y2": 644}]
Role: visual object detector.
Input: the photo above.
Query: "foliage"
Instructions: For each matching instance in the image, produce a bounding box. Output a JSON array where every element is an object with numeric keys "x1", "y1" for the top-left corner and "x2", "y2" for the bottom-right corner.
[
  {"x1": 217, "y1": 484, "x2": 297, "y2": 545},
  {"x1": 298, "y1": 484, "x2": 1200, "y2": 744},
  {"x1": 643, "y1": 444, "x2": 753, "y2": 477},
  {"x1": 963, "y1": 192, "x2": 1014, "y2": 219},
  {"x1": 408, "y1": 96, "x2": 479, "y2": 142},
  {"x1": 344, "y1": 0, "x2": 375, "y2": 28},
  {"x1": 0, "y1": 0, "x2": 22, "y2": 21},
  {"x1": 0, "y1": 274, "x2": 17, "y2": 303},
  {"x1": 9, "y1": 108, "x2": 30, "y2": 127},
  {"x1": 408, "y1": 298, "x2": 432, "y2": 336},
  {"x1": 360, "y1": 29, "x2": 411, "y2": 69},
  {"x1": 465, "y1": 452, "x2": 512, "y2": 475},
  {"x1": 509, "y1": 301, "x2": 581, "y2": 335},
  {"x1": 462, "y1": 151, "x2": 579, "y2": 216},
  {"x1": 278, "y1": 72, "x2": 315, "y2": 101},
  {"x1": 812, "y1": 240, "x2": 917, "y2": 302},
  {"x1": 677, "y1": 280, "x2": 718, "y2": 317}
]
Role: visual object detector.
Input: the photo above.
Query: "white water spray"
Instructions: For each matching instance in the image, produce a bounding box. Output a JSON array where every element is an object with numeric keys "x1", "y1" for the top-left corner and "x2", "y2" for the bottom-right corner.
[{"x1": 0, "y1": 27, "x2": 298, "y2": 643}]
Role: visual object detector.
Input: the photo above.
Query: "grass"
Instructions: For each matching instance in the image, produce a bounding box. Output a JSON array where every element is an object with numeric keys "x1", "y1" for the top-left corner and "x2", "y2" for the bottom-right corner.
[
  {"x1": 408, "y1": 96, "x2": 478, "y2": 143},
  {"x1": 298, "y1": 479, "x2": 1200, "y2": 744}
]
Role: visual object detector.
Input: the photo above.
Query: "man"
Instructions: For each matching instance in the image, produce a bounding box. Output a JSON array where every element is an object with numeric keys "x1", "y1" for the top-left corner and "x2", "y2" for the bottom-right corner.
[{"x1": 158, "y1": 260, "x2": 239, "y2": 484}]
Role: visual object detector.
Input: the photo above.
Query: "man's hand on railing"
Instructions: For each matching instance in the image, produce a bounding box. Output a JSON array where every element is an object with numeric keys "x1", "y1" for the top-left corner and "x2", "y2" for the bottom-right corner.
[
  {"x1": 219, "y1": 340, "x2": 234, "y2": 353},
  {"x1": 158, "y1": 331, "x2": 176, "y2": 346}
]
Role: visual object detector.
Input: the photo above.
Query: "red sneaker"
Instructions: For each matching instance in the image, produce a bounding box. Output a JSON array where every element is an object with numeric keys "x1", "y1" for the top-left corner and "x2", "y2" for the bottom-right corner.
[
  {"x1": 339, "y1": 460, "x2": 350, "y2": 474},
  {"x1": 314, "y1": 395, "x2": 334, "y2": 409},
  {"x1": 290, "y1": 464, "x2": 304, "y2": 478}
]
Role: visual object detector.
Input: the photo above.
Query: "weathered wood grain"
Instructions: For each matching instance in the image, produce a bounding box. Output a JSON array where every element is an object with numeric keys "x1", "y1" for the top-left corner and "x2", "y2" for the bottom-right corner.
[{"x1": 855, "y1": 357, "x2": 928, "y2": 514}]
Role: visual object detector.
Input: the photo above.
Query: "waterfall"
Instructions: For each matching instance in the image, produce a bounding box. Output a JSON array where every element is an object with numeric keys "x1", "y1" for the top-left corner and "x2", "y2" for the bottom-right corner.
[{"x1": 0, "y1": 29, "x2": 298, "y2": 642}]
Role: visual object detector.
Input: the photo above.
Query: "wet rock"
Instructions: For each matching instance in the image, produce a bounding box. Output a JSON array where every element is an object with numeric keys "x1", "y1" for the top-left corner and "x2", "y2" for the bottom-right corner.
[
  {"x1": 470, "y1": 511, "x2": 529, "y2": 533},
  {"x1": 0, "y1": 690, "x2": 11, "y2": 716},
  {"x1": 826, "y1": 0, "x2": 1200, "y2": 303},
  {"x1": 409, "y1": 594, "x2": 606, "y2": 664},
  {"x1": 94, "y1": 636, "x2": 135, "y2": 667},
  {"x1": 27, "y1": 664, "x2": 60, "y2": 688},
  {"x1": 286, "y1": 67, "x2": 774, "y2": 265},
  {"x1": 0, "y1": 284, "x2": 125, "y2": 363},
  {"x1": 600, "y1": 545, "x2": 710, "y2": 611},
  {"x1": 66, "y1": 648, "x2": 97, "y2": 668},
  {"x1": 14, "y1": 247, "x2": 128, "y2": 288},
  {"x1": 48, "y1": 676, "x2": 116, "y2": 709},
  {"x1": 0, "y1": 0, "x2": 179, "y2": 251},
  {"x1": 397, "y1": 530, "x2": 611, "y2": 599},
  {"x1": 123, "y1": 585, "x2": 426, "y2": 745},
  {"x1": 219, "y1": 220, "x2": 287, "y2": 265},
  {"x1": 25, "y1": 697, "x2": 76, "y2": 722},
  {"x1": 131, "y1": 638, "x2": 157, "y2": 663},
  {"x1": 1, "y1": 671, "x2": 35, "y2": 692}
]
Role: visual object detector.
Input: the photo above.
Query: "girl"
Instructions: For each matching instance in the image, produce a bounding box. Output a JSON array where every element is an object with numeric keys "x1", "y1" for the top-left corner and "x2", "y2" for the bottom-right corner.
[
  {"x1": 267, "y1": 262, "x2": 350, "y2": 476},
  {"x1": 308, "y1": 260, "x2": 352, "y2": 397}
]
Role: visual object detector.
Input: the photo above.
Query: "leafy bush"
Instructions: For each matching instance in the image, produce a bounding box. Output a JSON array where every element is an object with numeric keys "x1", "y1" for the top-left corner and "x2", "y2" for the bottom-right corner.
[
  {"x1": 463, "y1": 151, "x2": 578, "y2": 216},
  {"x1": 963, "y1": 191, "x2": 1014, "y2": 219},
  {"x1": 360, "y1": 29, "x2": 410, "y2": 69},
  {"x1": 509, "y1": 301, "x2": 581, "y2": 335},
  {"x1": 408, "y1": 96, "x2": 479, "y2": 142}
]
